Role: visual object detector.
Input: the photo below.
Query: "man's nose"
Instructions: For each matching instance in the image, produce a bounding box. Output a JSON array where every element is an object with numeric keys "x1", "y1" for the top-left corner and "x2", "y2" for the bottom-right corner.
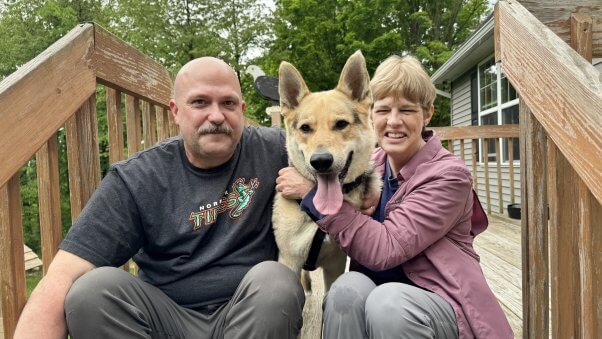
[{"x1": 207, "y1": 103, "x2": 226, "y2": 124}]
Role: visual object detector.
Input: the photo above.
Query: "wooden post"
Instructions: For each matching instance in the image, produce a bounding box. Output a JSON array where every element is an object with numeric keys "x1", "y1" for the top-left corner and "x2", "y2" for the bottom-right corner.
[
  {"x1": 508, "y1": 138, "x2": 515, "y2": 204},
  {"x1": 267, "y1": 106, "x2": 281, "y2": 127},
  {"x1": 107, "y1": 87, "x2": 125, "y2": 165},
  {"x1": 495, "y1": 138, "x2": 503, "y2": 214},
  {"x1": 0, "y1": 174, "x2": 27, "y2": 339},
  {"x1": 125, "y1": 95, "x2": 142, "y2": 156},
  {"x1": 65, "y1": 94, "x2": 101, "y2": 222},
  {"x1": 35, "y1": 134, "x2": 63, "y2": 273},
  {"x1": 483, "y1": 138, "x2": 491, "y2": 214},
  {"x1": 520, "y1": 100, "x2": 549, "y2": 339}
]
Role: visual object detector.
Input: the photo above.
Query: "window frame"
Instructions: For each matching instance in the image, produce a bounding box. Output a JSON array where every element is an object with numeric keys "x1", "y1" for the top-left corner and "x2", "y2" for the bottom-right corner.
[{"x1": 476, "y1": 54, "x2": 520, "y2": 165}]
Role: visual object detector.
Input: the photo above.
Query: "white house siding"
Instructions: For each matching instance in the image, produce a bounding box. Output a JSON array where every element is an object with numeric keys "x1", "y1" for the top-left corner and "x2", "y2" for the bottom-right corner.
[{"x1": 447, "y1": 72, "x2": 522, "y2": 216}]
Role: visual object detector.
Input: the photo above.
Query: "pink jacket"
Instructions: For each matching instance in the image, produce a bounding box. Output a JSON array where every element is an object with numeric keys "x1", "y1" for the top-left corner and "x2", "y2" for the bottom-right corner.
[{"x1": 316, "y1": 132, "x2": 513, "y2": 338}]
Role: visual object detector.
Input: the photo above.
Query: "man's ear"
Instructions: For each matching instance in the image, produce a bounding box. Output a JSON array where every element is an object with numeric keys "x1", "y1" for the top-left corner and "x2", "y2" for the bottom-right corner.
[
  {"x1": 241, "y1": 100, "x2": 246, "y2": 112},
  {"x1": 169, "y1": 99, "x2": 179, "y2": 125},
  {"x1": 278, "y1": 61, "x2": 310, "y2": 116},
  {"x1": 336, "y1": 50, "x2": 371, "y2": 103}
]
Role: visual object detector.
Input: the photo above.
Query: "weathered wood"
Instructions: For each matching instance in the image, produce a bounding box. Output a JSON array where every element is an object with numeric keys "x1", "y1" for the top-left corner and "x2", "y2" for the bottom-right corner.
[
  {"x1": 494, "y1": 138, "x2": 503, "y2": 214},
  {"x1": 508, "y1": 138, "x2": 515, "y2": 204},
  {"x1": 571, "y1": 13, "x2": 601, "y2": 338},
  {"x1": 0, "y1": 24, "x2": 95, "y2": 189},
  {"x1": 519, "y1": 101, "x2": 549, "y2": 338},
  {"x1": 495, "y1": 0, "x2": 602, "y2": 205},
  {"x1": 167, "y1": 109, "x2": 178, "y2": 137},
  {"x1": 35, "y1": 135, "x2": 62, "y2": 273},
  {"x1": 65, "y1": 94, "x2": 101, "y2": 222},
  {"x1": 107, "y1": 87, "x2": 125, "y2": 165},
  {"x1": 24, "y1": 245, "x2": 43, "y2": 271},
  {"x1": 431, "y1": 124, "x2": 519, "y2": 140},
  {"x1": 0, "y1": 175, "x2": 27, "y2": 339},
  {"x1": 548, "y1": 144, "x2": 581, "y2": 338},
  {"x1": 125, "y1": 95, "x2": 142, "y2": 156},
  {"x1": 91, "y1": 24, "x2": 173, "y2": 107},
  {"x1": 156, "y1": 107, "x2": 169, "y2": 141},
  {"x1": 579, "y1": 184, "x2": 602, "y2": 339},
  {"x1": 142, "y1": 101, "x2": 157, "y2": 149},
  {"x1": 483, "y1": 139, "x2": 491, "y2": 214},
  {"x1": 519, "y1": 0, "x2": 602, "y2": 57}
]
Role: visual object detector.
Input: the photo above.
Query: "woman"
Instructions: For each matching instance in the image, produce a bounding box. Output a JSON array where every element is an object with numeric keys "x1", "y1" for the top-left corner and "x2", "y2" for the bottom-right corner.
[{"x1": 276, "y1": 55, "x2": 512, "y2": 338}]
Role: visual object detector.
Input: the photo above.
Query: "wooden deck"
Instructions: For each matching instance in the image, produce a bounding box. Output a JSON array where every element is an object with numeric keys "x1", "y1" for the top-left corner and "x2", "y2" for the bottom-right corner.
[{"x1": 0, "y1": 214, "x2": 521, "y2": 339}]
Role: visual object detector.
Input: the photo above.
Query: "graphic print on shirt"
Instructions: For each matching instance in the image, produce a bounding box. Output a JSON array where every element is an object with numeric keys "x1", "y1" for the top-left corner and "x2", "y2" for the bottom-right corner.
[{"x1": 189, "y1": 178, "x2": 260, "y2": 230}]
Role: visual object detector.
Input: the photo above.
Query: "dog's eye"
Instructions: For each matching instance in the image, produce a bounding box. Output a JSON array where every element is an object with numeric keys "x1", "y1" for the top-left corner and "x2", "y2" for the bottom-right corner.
[
  {"x1": 299, "y1": 124, "x2": 312, "y2": 133},
  {"x1": 334, "y1": 120, "x2": 349, "y2": 130}
]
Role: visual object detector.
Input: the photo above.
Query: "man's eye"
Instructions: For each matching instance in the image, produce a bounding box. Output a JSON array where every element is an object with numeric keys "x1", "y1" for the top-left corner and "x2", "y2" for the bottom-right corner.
[
  {"x1": 224, "y1": 100, "x2": 235, "y2": 106},
  {"x1": 334, "y1": 120, "x2": 349, "y2": 130},
  {"x1": 299, "y1": 124, "x2": 312, "y2": 133},
  {"x1": 192, "y1": 99, "x2": 207, "y2": 105}
]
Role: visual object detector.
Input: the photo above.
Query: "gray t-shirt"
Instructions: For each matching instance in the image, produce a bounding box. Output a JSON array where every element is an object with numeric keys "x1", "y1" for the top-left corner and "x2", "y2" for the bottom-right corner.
[{"x1": 60, "y1": 126, "x2": 287, "y2": 308}]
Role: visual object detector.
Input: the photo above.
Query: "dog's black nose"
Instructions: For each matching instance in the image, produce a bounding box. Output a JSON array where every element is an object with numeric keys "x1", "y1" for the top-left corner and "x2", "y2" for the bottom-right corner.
[{"x1": 310, "y1": 153, "x2": 334, "y2": 172}]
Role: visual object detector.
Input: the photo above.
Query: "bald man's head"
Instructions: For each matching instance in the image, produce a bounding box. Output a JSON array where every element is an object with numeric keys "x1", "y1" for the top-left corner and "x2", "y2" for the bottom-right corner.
[
  {"x1": 172, "y1": 57, "x2": 242, "y2": 101},
  {"x1": 168, "y1": 57, "x2": 246, "y2": 169}
]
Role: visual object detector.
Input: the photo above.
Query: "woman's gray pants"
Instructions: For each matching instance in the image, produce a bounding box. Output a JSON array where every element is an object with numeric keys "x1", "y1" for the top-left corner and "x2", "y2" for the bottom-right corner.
[
  {"x1": 323, "y1": 271, "x2": 458, "y2": 339},
  {"x1": 65, "y1": 261, "x2": 305, "y2": 339}
]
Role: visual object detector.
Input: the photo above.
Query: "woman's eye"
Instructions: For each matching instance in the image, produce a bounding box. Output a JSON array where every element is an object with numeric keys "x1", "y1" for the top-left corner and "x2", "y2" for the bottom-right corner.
[
  {"x1": 334, "y1": 120, "x2": 349, "y2": 130},
  {"x1": 300, "y1": 124, "x2": 312, "y2": 133}
]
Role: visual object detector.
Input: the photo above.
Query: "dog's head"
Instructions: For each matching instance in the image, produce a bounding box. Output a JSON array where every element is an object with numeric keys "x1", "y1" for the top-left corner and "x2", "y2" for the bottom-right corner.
[{"x1": 278, "y1": 51, "x2": 375, "y2": 214}]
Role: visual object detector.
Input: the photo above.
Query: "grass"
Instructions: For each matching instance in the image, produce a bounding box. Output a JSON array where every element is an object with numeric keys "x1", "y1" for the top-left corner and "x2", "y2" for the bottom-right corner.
[{"x1": 26, "y1": 269, "x2": 43, "y2": 297}]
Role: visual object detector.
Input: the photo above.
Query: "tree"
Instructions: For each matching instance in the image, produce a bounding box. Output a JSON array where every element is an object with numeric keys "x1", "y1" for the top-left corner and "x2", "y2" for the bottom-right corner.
[{"x1": 266, "y1": 0, "x2": 490, "y2": 126}]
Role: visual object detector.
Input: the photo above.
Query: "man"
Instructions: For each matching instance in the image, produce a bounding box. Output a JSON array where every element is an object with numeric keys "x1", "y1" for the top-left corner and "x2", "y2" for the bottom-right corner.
[{"x1": 14, "y1": 57, "x2": 305, "y2": 339}]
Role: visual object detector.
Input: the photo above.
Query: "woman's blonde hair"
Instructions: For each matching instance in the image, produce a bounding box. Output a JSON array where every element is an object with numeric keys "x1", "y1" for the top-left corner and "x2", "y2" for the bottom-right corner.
[{"x1": 370, "y1": 55, "x2": 436, "y2": 110}]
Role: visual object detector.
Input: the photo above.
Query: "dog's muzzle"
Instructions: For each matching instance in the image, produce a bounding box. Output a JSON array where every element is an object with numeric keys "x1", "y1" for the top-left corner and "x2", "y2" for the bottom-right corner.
[{"x1": 310, "y1": 153, "x2": 334, "y2": 172}]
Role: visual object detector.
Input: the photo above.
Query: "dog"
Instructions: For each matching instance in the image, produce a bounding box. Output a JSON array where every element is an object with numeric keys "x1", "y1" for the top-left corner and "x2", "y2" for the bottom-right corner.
[{"x1": 272, "y1": 51, "x2": 381, "y2": 294}]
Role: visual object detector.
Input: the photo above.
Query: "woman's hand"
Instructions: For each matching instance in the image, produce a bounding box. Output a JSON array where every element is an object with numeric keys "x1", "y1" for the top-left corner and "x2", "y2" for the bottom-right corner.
[
  {"x1": 276, "y1": 167, "x2": 314, "y2": 200},
  {"x1": 359, "y1": 193, "x2": 379, "y2": 216}
]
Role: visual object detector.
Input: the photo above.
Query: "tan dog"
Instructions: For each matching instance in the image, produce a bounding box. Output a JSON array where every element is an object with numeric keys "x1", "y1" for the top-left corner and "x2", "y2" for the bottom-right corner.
[{"x1": 273, "y1": 51, "x2": 381, "y2": 294}]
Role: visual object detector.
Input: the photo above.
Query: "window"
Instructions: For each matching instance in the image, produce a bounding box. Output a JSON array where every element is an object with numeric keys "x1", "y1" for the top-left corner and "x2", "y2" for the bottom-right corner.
[{"x1": 477, "y1": 56, "x2": 520, "y2": 163}]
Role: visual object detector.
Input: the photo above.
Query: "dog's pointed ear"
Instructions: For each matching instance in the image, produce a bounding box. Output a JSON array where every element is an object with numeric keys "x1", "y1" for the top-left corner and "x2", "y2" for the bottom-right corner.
[
  {"x1": 279, "y1": 62, "x2": 310, "y2": 115},
  {"x1": 336, "y1": 50, "x2": 371, "y2": 103}
]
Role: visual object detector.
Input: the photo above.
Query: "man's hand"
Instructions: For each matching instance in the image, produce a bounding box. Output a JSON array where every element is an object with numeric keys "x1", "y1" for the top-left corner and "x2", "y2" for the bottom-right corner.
[
  {"x1": 276, "y1": 167, "x2": 314, "y2": 200},
  {"x1": 359, "y1": 193, "x2": 379, "y2": 216}
]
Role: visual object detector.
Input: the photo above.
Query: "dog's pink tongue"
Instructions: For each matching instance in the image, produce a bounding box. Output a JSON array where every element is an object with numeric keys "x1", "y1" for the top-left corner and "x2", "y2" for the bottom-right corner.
[{"x1": 313, "y1": 174, "x2": 343, "y2": 215}]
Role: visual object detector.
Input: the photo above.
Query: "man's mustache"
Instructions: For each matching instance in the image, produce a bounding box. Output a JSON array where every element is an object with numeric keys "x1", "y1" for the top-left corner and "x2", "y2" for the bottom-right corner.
[{"x1": 198, "y1": 124, "x2": 233, "y2": 135}]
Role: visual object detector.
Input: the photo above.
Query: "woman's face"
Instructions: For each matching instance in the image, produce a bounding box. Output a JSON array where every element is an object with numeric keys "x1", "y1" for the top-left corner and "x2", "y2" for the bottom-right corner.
[{"x1": 372, "y1": 96, "x2": 433, "y2": 171}]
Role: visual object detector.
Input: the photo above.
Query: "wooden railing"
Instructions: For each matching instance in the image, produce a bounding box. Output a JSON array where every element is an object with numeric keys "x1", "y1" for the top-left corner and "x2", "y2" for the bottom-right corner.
[
  {"x1": 432, "y1": 125, "x2": 520, "y2": 215},
  {"x1": 0, "y1": 23, "x2": 177, "y2": 338},
  {"x1": 496, "y1": 1, "x2": 602, "y2": 338}
]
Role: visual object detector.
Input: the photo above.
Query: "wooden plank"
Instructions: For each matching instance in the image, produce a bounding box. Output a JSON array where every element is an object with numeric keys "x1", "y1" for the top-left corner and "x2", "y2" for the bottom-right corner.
[
  {"x1": 0, "y1": 174, "x2": 27, "y2": 339},
  {"x1": 483, "y1": 139, "x2": 491, "y2": 214},
  {"x1": 571, "y1": 13, "x2": 601, "y2": 338},
  {"x1": 431, "y1": 124, "x2": 519, "y2": 140},
  {"x1": 519, "y1": 1, "x2": 602, "y2": 57},
  {"x1": 91, "y1": 24, "x2": 173, "y2": 107},
  {"x1": 548, "y1": 144, "x2": 581, "y2": 338},
  {"x1": 156, "y1": 106, "x2": 169, "y2": 141},
  {"x1": 509, "y1": 138, "x2": 515, "y2": 204},
  {"x1": 65, "y1": 94, "x2": 101, "y2": 222},
  {"x1": 495, "y1": 138, "x2": 503, "y2": 214},
  {"x1": 579, "y1": 185, "x2": 602, "y2": 338},
  {"x1": 519, "y1": 101, "x2": 549, "y2": 338},
  {"x1": 35, "y1": 134, "x2": 62, "y2": 274},
  {"x1": 107, "y1": 87, "x2": 125, "y2": 165},
  {"x1": 125, "y1": 95, "x2": 142, "y2": 156},
  {"x1": 142, "y1": 101, "x2": 157, "y2": 149},
  {"x1": 495, "y1": 0, "x2": 602, "y2": 205},
  {"x1": 0, "y1": 24, "x2": 96, "y2": 189},
  {"x1": 570, "y1": 13, "x2": 593, "y2": 63}
]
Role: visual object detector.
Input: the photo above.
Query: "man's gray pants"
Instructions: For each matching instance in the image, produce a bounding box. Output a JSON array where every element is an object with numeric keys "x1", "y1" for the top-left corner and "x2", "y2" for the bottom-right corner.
[
  {"x1": 323, "y1": 272, "x2": 458, "y2": 339},
  {"x1": 65, "y1": 261, "x2": 305, "y2": 339}
]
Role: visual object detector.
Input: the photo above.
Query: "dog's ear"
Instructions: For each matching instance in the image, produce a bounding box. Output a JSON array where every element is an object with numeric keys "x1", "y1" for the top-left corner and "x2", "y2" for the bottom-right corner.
[
  {"x1": 336, "y1": 50, "x2": 371, "y2": 103},
  {"x1": 279, "y1": 62, "x2": 310, "y2": 114}
]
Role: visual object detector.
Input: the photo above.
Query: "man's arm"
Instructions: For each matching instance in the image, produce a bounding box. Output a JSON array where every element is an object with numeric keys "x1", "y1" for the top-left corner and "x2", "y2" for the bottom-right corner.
[{"x1": 14, "y1": 250, "x2": 95, "y2": 339}]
